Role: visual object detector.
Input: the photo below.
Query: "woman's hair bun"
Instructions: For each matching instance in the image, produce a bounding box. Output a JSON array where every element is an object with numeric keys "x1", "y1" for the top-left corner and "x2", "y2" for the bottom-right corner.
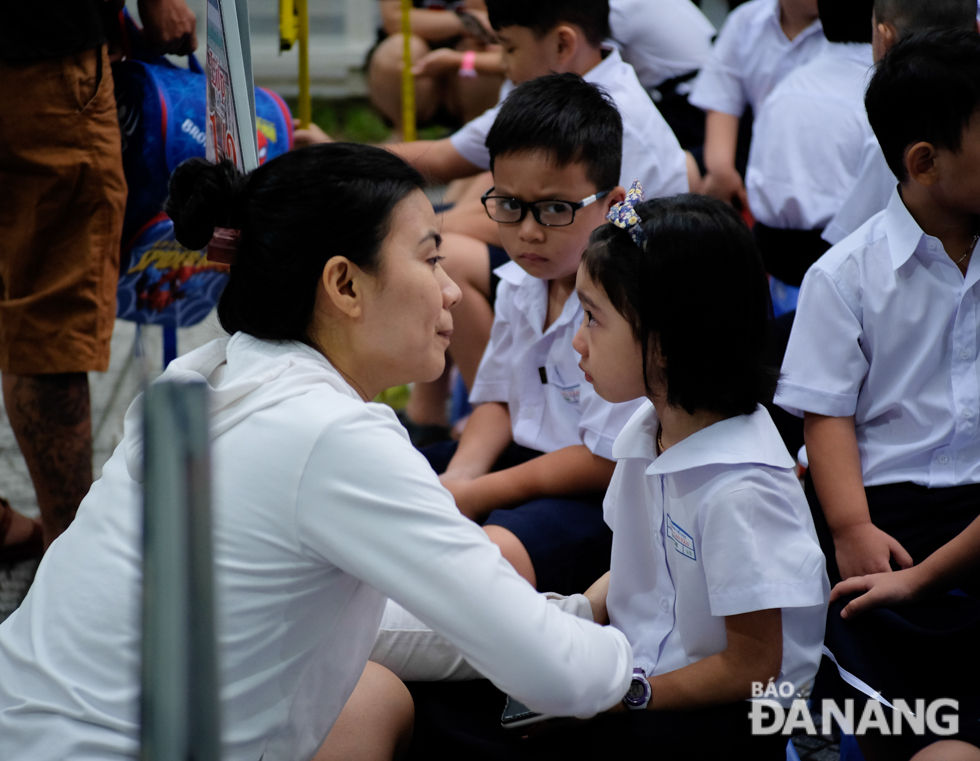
[{"x1": 165, "y1": 158, "x2": 245, "y2": 251}]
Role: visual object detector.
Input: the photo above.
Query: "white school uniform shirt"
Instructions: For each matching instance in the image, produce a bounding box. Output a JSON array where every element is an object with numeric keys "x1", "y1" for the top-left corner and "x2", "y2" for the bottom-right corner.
[
  {"x1": 604, "y1": 402, "x2": 829, "y2": 707},
  {"x1": 449, "y1": 48, "x2": 689, "y2": 197},
  {"x1": 822, "y1": 140, "x2": 896, "y2": 245},
  {"x1": 689, "y1": 0, "x2": 826, "y2": 116},
  {"x1": 0, "y1": 334, "x2": 634, "y2": 761},
  {"x1": 608, "y1": 0, "x2": 716, "y2": 88},
  {"x1": 776, "y1": 188, "x2": 980, "y2": 488},
  {"x1": 469, "y1": 261, "x2": 646, "y2": 459},
  {"x1": 745, "y1": 42, "x2": 874, "y2": 230}
]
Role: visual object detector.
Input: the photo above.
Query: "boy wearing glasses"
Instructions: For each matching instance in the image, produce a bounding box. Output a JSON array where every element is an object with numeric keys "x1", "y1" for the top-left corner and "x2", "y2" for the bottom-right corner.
[{"x1": 427, "y1": 74, "x2": 646, "y2": 595}]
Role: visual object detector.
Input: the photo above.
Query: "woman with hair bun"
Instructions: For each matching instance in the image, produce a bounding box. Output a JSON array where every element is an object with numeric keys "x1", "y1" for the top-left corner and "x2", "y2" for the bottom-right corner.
[{"x1": 0, "y1": 144, "x2": 634, "y2": 761}]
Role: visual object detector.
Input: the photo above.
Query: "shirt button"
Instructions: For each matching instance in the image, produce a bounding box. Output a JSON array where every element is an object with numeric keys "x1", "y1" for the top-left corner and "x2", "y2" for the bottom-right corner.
[
  {"x1": 963, "y1": 409, "x2": 974, "y2": 419},
  {"x1": 939, "y1": 454, "x2": 950, "y2": 464},
  {"x1": 961, "y1": 350, "x2": 973, "y2": 360},
  {"x1": 660, "y1": 600, "x2": 670, "y2": 612}
]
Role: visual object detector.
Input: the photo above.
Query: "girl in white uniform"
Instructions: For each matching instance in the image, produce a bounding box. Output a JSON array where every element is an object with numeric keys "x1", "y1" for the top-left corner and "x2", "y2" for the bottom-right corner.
[
  {"x1": 562, "y1": 189, "x2": 830, "y2": 757},
  {"x1": 0, "y1": 145, "x2": 636, "y2": 761}
]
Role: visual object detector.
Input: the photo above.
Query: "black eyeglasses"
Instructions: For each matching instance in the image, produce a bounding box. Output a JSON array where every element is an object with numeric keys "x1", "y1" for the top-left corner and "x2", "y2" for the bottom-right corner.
[{"x1": 481, "y1": 187, "x2": 612, "y2": 227}]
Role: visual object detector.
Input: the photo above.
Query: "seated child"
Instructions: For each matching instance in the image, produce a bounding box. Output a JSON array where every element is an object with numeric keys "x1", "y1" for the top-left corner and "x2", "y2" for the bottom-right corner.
[
  {"x1": 560, "y1": 192, "x2": 828, "y2": 758},
  {"x1": 823, "y1": 0, "x2": 980, "y2": 245},
  {"x1": 428, "y1": 0, "x2": 691, "y2": 395},
  {"x1": 745, "y1": 0, "x2": 874, "y2": 289},
  {"x1": 367, "y1": 0, "x2": 504, "y2": 139},
  {"x1": 776, "y1": 28, "x2": 980, "y2": 758},
  {"x1": 373, "y1": 192, "x2": 829, "y2": 760},
  {"x1": 690, "y1": 0, "x2": 825, "y2": 207},
  {"x1": 609, "y1": 0, "x2": 716, "y2": 148},
  {"x1": 431, "y1": 72, "x2": 646, "y2": 595}
]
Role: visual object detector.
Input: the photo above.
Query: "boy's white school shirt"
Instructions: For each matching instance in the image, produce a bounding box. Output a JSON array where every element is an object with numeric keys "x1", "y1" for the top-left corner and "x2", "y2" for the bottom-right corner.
[
  {"x1": 745, "y1": 42, "x2": 873, "y2": 230},
  {"x1": 689, "y1": 0, "x2": 826, "y2": 117},
  {"x1": 469, "y1": 260, "x2": 646, "y2": 459},
  {"x1": 776, "y1": 188, "x2": 980, "y2": 488},
  {"x1": 604, "y1": 401, "x2": 829, "y2": 707},
  {"x1": 449, "y1": 48, "x2": 689, "y2": 198},
  {"x1": 0, "y1": 334, "x2": 635, "y2": 761},
  {"x1": 608, "y1": 0, "x2": 716, "y2": 88},
  {"x1": 822, "y1": 140, "x2": 896, "y2": 245}
]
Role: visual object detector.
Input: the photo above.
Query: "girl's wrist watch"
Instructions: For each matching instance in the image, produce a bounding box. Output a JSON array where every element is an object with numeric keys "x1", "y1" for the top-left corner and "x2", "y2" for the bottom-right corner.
[{"x1": 623, "y1": 667, "x2": 652, "y2": 710}]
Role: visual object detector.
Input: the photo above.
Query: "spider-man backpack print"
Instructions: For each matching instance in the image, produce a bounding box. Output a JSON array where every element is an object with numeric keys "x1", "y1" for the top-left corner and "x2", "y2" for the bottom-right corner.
[{"x1": 113, "y1": 11, "x2": 292, "y2": 327}]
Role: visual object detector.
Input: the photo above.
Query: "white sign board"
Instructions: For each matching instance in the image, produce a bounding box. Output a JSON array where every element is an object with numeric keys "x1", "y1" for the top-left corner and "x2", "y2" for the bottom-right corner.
[{"x1": 205, "y1": 0, "x2": 258, "y2": 172}]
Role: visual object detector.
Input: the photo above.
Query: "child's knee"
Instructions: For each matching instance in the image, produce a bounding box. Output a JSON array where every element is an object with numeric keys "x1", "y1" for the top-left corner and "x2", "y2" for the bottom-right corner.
[{"x1": 484, "y1": 524, "x2": 536, "y2": 588}]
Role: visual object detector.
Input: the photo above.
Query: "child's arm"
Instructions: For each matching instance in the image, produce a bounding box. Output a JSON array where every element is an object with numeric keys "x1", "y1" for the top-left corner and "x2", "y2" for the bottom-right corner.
[
  {"x1": 700, "y1": 110, "x2": 748, "y2": 208},
  {"x1": 583, "y1": 575, "x2": 781, "y2": 709},
  {"x1": 289, "y1": 129, "x2": 482, "y2": 183},
  {"x1": 831, "y1": 513, "x2": 980, "y2": 619},
  {"x1": 386, "y1": 139, "x2": 484, "y2": 184},
  {"x1": 443, "y1": 444, "x2": 616, "y2": 522},
  {"x1": 379, "y1": 0, "x2": 469, "y2": 41},
  {"x1": 643, "y1": 609, "x2": 782, "y2": 710},
  {"x1": 804, "y1": 412, "x2": 913, "y2": 580},
  {"x1": 442, "y1": 402, "x2": 514, "y2": 482}
]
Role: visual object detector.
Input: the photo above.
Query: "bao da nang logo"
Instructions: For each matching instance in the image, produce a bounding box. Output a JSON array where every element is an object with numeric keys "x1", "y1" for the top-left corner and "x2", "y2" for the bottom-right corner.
[{"x1": 749, "y1": 681, "x2": 959, "y2": 737}]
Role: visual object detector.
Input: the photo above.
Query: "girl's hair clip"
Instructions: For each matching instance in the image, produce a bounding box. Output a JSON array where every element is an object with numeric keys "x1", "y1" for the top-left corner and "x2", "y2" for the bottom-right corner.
[
  {"x1": 606, "y1": 179, "x2": 648, "y2": 249},
  {"x1": 207, "y1": 227, "x2": 241, "y2": 265}
]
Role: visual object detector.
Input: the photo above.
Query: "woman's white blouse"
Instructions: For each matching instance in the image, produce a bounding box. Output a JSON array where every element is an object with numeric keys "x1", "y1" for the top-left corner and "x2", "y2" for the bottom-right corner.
[{"x1": 0, "y1": 334, "x2": 633, "y2": 761}]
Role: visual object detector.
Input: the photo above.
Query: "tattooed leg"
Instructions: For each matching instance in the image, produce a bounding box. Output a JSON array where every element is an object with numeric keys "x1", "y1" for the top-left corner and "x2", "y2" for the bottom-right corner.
[{"x1": 3, "y1": 372, "x2": 92, "y2": 548}]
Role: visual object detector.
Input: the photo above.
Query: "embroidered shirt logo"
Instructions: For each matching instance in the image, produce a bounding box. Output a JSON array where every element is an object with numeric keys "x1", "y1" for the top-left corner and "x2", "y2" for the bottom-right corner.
[
  {"x1": 666, "y1": 514, "x2": 696, "y2": 561},
  {"x1": 549, "y1": 366, "x2": 581, "y2": 404}
]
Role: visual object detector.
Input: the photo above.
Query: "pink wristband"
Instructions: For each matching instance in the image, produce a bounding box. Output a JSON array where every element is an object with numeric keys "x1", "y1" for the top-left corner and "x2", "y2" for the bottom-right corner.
[{"x1": 459, "y1": 50, "x2": 477, "y2": 78}]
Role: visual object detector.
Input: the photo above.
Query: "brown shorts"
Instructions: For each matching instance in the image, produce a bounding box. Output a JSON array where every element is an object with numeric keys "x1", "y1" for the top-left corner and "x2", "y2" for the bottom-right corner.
[{"x1": 0, "y1": 45, "x2": 126, "y2": 374}]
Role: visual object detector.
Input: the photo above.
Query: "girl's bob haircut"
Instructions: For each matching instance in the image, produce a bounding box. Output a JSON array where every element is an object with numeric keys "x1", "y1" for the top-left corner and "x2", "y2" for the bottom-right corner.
[{"x1": 582, "y1": 193, "x2": 778, "y2": 416}]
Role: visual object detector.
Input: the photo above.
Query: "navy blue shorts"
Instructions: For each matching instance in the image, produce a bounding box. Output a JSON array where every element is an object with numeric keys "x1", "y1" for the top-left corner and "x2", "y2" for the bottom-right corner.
[
  {"x1": 487, "y1": 244, "x2": 510, "y2": 309},
  {"x1": 421, "y1": 441, "x2": 612, "y2": 595}
]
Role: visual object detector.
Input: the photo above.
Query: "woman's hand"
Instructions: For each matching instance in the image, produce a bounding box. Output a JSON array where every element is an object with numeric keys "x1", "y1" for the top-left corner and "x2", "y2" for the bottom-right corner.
[
  {"x1": 583, "y1": 572, "x2": 611, "y2": 625},
  {"x1": 830, "y1": 565, "x2": 927, "y2": 619},
  {"x1": 832, "y1": 521, "x2": 913, "y2": 580}
]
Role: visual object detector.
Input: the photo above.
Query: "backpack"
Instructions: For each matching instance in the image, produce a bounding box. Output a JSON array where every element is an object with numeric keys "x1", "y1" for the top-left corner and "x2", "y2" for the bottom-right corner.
[{"x1": 113, "y1": 11, "x2": 292, "y2": 328}]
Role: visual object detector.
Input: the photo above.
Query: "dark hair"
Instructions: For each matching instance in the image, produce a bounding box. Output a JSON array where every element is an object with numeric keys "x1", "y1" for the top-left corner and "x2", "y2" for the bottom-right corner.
[
  {"x1": 165, "y1": 143, "x2": 425, "y2": 343},
  {"x1": 818, "y1": 0, "x2": 874, "y2": 43},
  {"x1": 486, "y1": 73, "x2": 622, "y2": 191},
  {"x1": 865, "y1": 28, "x2": 980, "y2": 181},
  {"x1": 873, "y1": 0, "x2": 977, "y2": 38},
  {"x1": 486, "y1": 0, "x2": 610, "y2": 48},
  {"x1": 582, "y1": 195, "x2": 777, "y2": 416}
]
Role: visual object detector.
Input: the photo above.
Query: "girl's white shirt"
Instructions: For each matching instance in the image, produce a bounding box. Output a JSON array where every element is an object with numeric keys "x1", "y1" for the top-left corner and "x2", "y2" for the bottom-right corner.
[
  {"x1": 605, "y1": 401, "x2": 829, "y2": 706},
  {"x1": 0, "y1": 333, "x2": 633, "y2": 761}
]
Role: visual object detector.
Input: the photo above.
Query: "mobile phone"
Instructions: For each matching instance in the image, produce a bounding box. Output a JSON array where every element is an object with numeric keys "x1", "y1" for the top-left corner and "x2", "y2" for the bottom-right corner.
[{"x1": 500, "y1": 696, "x2": 551, "y2": 729}]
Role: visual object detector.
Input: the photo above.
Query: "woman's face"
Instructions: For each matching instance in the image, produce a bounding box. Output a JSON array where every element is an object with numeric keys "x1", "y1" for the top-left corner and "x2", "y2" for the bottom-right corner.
[{"x1": 357, "y1": 189, "x2": 461, "y2": 391}]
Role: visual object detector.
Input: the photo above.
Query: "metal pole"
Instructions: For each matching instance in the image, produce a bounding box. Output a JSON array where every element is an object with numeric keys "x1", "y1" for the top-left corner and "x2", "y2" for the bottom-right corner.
[
  {"x1": 141, "y1": 382, "x2": 220, "y2": 761},
  {"x1": 297, "y1": 0, "x2": 311, "y2": 128},
  {"x1": 400, "y1": 0, "x2": 416, "y2": 141}
]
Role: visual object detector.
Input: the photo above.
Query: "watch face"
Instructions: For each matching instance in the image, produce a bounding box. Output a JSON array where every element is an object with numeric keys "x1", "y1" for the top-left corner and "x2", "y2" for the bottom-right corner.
[{"x1": 626, "y1": 680, "x2": 647, "y2": 701}]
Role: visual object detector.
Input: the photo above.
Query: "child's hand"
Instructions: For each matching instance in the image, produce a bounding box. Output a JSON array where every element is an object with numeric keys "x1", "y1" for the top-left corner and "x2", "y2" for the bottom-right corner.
[
  {"x1": 830, "y1": 565, "x2": 927, "y2": 619},
  {"x1": 583, "y1": 571, "x2": 611, "y2": 625},
  {"x1": 700, "y1": 168, "x2": 748, "y2": 209},
  {"x1": 440, "y1": 475, "x2": 487, "y2": 521},
  {"x1": 832, "y1": 521, "x2": 913, "y2": 580},
  {"x1": 412, "y1": 48, "x2": 463, "y2": 78},
  {"x1": 292, "y1": 120, "x2": 332, "y2": 148}
]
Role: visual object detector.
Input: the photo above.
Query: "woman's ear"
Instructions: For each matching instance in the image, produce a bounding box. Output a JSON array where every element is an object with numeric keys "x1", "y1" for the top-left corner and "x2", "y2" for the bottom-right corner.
[
  {"x1": 320, "y1": 256, "x2": 366, "y2": 319},
  {"x1": 906, "y1": 141, "x2": 940, "y2": 187}
]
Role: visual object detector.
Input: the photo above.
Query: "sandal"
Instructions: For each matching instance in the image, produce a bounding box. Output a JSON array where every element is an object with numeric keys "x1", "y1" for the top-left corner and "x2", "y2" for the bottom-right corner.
[{"x1": 0, "y1": 497, "x2": 43, "y2": 565}]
